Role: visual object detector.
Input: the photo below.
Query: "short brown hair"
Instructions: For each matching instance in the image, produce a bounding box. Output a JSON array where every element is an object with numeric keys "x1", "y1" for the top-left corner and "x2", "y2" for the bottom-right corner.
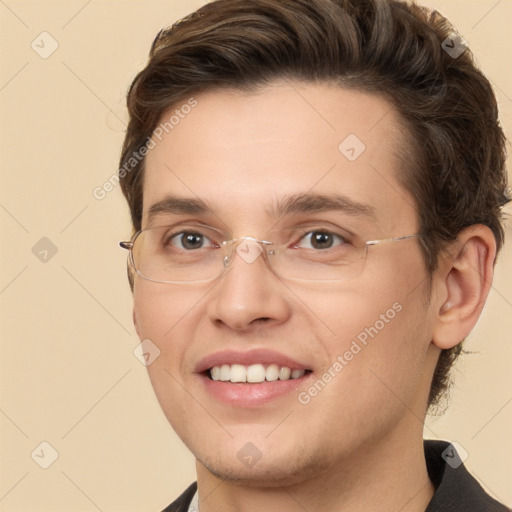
[{"x1": 119, "y1": 0, "x2": 509, "y2": 410}]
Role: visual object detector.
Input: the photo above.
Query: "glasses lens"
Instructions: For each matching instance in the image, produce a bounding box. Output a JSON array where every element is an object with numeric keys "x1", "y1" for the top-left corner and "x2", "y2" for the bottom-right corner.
[
  {"x1": 268, "y1": 228, "x2": 368, "y2": 282},
  {"x1": 132, "y1": 226, "x2": 224, "y2": 283}
]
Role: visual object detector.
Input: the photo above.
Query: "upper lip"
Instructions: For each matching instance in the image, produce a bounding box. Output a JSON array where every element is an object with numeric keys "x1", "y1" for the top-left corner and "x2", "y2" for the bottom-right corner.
[{"x1": 195, "y1": 349, "x2": 312, "y2": 374}]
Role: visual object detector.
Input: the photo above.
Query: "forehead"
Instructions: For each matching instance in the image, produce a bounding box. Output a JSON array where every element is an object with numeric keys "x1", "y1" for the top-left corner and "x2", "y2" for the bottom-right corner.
[{"x1": 142, "y1": 81, "x2": 417, "y2": 231}]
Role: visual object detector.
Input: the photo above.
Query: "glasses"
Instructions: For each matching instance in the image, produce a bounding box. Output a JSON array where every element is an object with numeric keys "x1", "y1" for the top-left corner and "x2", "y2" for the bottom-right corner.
[{"x1": 119, "y1": 223, "x2": 422, "y2": 284}]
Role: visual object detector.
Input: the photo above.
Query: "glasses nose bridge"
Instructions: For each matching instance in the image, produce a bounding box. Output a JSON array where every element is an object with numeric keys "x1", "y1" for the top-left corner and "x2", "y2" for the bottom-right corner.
[{"x1": 221, "y1": 236, "x2": 273, "y2": 270}]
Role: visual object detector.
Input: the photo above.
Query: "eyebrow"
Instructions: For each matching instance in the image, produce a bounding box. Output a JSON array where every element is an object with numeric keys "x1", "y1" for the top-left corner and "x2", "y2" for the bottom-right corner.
[
  {"x1": 267, "y1": 192, "x2": 376, "y2": 220},
  {"x1": 147, "y1": 196, "x2": 212, "y2": 220},
  {"x1": 146, "y1": 192, "x2": 376, "y2": 224}
]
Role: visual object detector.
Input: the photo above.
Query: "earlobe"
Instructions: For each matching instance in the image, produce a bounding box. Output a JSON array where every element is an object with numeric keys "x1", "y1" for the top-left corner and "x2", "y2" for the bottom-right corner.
[{"x1": 432, "y1": 225, "x2": 496, "y2": 350}]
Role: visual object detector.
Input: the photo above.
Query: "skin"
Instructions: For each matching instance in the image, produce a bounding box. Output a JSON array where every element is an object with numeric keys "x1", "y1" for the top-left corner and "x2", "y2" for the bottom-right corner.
[{"x1": 132, "y1": 81, "x2": 496, "y2": 512}]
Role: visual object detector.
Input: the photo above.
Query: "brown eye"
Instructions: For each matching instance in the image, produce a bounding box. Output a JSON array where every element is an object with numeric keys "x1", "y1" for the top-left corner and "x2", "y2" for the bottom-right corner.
[
  {"x1": 311, "y1": 231, "x2": 334, "y2": 249},
  {"x1": 297, "y1": 231, "x2": 346, "y2": 250},
  {"x1": 170, "y1": 232, "x2": 209, "y2": 250}
]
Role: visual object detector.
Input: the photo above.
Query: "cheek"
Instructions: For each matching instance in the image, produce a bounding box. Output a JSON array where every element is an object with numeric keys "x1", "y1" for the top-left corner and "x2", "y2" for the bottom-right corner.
[
  {"x1": 133, "y1": 282, "x2": 205, "y2": 430},
  {"x1": 133, "y1": 282, "x2": 207, "y2": 390},
  {"x1": 133, "y1": 281, "x2": 205, "y2": 341},
  {"x1": 300, "y1": 271, "x2": 431, "y2": 420}
]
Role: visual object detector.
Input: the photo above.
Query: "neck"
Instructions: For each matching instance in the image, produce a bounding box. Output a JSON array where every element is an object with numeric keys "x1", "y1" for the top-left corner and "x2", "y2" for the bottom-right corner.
[{"x1": 195, "y1": 424, "x2": 435, "y2": 512}]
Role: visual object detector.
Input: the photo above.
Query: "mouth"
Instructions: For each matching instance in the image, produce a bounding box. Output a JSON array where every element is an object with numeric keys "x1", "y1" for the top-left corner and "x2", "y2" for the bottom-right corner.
[
  {"x1": 196, "y1": 350, "x2": 314, "y2": 406},
  {"x1": 207, "y1": 363, "x2": 311, "y2": 383}
]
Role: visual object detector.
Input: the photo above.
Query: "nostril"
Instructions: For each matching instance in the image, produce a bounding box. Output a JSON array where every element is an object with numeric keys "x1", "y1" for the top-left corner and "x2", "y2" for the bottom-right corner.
[{"x1": 250, "y1": 317, "x2": 271, "y2": 326}]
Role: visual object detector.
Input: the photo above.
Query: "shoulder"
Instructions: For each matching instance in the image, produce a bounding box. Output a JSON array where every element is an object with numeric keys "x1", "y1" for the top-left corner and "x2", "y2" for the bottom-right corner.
[
  {"x1": 424, "y1": 440, "x2": 510, "y2": 512},
  {"x1": 161, "y1": 482, "x2": 197, "y2": 512}
]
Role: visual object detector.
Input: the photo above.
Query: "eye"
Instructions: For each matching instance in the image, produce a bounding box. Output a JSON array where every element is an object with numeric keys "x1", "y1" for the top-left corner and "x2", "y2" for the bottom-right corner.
[
  {"x1": 296, "y1": 230, "x2": 347, "y2": 250},
  {"x1": 168, "y1": 231, "x2": 214, "y2": 250}
]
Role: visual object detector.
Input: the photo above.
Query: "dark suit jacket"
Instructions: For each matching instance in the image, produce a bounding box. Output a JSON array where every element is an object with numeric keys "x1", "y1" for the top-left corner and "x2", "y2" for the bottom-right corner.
[{"x1": 162, "y1": 440, "x2": 510, "y2": 511}]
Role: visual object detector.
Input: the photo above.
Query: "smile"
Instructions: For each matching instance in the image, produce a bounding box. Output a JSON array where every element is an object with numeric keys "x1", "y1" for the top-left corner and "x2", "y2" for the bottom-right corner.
[
  {"x1": 209, "y1": 364, "x2": 308, "y2": 383},
  {"x1": 197, "y1": 349, "x2": 313, "y2": 405}
]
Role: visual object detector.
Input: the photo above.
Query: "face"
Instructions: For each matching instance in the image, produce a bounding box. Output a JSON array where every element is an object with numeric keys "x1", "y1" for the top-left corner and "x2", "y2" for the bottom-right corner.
[{"x1": 133, "y1": 81, "x2": 440, "y2": 486}]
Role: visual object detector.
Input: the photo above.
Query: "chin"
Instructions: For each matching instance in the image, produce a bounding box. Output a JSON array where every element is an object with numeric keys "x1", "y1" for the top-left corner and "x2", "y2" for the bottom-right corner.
[{"x1": 195, "y1": 442, "x2": 334, "y2": 488}]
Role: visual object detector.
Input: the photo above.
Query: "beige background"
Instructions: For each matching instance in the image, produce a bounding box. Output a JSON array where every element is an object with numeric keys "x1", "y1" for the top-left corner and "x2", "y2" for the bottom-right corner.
[{"x1": 0, "y1": 1, "x2": 510, "y2": 510}]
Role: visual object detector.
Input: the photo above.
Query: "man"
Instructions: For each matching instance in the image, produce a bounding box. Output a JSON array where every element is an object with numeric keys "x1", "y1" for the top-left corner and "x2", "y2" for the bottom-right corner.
[{"x1": 118, "y1": 0, "x2": 510, "y2": 510}]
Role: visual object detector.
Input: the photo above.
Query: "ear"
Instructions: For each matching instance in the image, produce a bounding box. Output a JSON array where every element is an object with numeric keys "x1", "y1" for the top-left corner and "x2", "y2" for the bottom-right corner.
[{"x1": 432, "y1": 225, "x2": 496, "y2": 350}]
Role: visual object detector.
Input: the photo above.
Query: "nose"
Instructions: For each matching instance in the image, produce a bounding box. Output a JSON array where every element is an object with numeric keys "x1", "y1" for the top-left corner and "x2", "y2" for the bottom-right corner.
[{"x1": 207, "y1": 238, "x2": 291, "y2": 332}]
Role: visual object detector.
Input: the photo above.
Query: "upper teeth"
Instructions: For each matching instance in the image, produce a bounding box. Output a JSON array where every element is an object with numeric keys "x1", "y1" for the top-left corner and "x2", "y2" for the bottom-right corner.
[{"x1": 210, "y1": 364, "x2": 306, "y2": 383}]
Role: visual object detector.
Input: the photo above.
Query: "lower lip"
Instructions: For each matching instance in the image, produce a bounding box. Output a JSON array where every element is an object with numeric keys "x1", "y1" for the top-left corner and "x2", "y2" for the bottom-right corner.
[{"x1": 200, "y1": 374, "x2": 312, "y2": 407}]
